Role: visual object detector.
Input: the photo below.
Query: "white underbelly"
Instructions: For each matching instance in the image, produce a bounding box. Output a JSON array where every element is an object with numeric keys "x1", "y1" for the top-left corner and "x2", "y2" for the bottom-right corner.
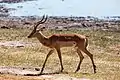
[{"x1": 56, "y1": 41, "x2": 76, "y2": 47}]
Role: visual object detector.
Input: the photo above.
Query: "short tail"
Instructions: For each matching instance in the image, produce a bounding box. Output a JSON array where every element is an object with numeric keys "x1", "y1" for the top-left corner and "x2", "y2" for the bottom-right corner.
[{"x1": 84, "y1": 37, "x2": 88, "y2": 47}]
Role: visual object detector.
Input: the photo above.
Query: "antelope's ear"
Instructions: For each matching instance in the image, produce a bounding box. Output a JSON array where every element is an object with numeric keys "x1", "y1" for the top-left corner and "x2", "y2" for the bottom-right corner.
[{"x1": 41, "y1": 27, "x2": 46, "y2": 31}]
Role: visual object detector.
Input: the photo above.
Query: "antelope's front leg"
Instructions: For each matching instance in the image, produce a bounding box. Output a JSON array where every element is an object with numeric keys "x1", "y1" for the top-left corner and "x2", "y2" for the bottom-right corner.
[
  {"x1": 40, "y1": 49, "x2": 54, "y2": 75},
  {"x1": 56, "y1": 47, "x2": 64, "y2": 72}
]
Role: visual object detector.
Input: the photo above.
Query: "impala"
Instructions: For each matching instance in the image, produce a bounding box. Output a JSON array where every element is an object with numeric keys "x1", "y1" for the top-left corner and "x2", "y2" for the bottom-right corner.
[{"x1": 28, "y1": 15, "x2": 96, "y2": 74}]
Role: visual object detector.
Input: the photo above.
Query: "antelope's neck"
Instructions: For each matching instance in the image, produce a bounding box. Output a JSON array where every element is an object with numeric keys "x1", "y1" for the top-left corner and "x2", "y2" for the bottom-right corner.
[{"x1": 36, "y1": 32, "x2": 51, "y2": 47}]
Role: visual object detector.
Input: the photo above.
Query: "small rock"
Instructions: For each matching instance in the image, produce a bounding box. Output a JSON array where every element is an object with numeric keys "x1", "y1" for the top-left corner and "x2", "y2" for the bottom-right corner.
[{"x1": 35, "y1": 68, "x2": 40, "y2": 71}]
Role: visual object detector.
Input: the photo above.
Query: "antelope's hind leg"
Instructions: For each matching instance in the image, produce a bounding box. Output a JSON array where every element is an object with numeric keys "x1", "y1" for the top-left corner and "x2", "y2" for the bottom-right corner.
[
  {"x1": 82, "y1": 48, "x2": 96, "y2": 73},
  {"x1": 75, "y1": 48, "x2": 84, "y2": 73}
]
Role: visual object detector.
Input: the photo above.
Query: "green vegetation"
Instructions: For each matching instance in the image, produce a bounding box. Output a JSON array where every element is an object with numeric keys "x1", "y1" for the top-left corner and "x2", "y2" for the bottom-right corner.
[{"x1": 0, "y1": 28, "x2": 120, "y2": 80}]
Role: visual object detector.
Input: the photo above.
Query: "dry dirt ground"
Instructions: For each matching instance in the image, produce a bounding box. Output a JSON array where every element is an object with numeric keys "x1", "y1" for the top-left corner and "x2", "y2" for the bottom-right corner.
[{"x1": 0, "y1": 66, "x2": 88, "y2": 80}]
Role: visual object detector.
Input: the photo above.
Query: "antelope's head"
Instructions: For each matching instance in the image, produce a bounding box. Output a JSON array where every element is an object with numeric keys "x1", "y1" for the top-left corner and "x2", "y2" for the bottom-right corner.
[{"x1": 28, "y1": 15, "x2": 48, "y2": 38}]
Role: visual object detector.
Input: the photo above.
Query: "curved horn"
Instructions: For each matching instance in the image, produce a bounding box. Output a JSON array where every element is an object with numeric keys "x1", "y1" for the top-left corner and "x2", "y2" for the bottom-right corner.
[
  {"x1": 38, "y1": 15, "x2": 48, "y2": 24},
  {"x1": 34, "y1": 15, "x2": 48, "y2": 30}
]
